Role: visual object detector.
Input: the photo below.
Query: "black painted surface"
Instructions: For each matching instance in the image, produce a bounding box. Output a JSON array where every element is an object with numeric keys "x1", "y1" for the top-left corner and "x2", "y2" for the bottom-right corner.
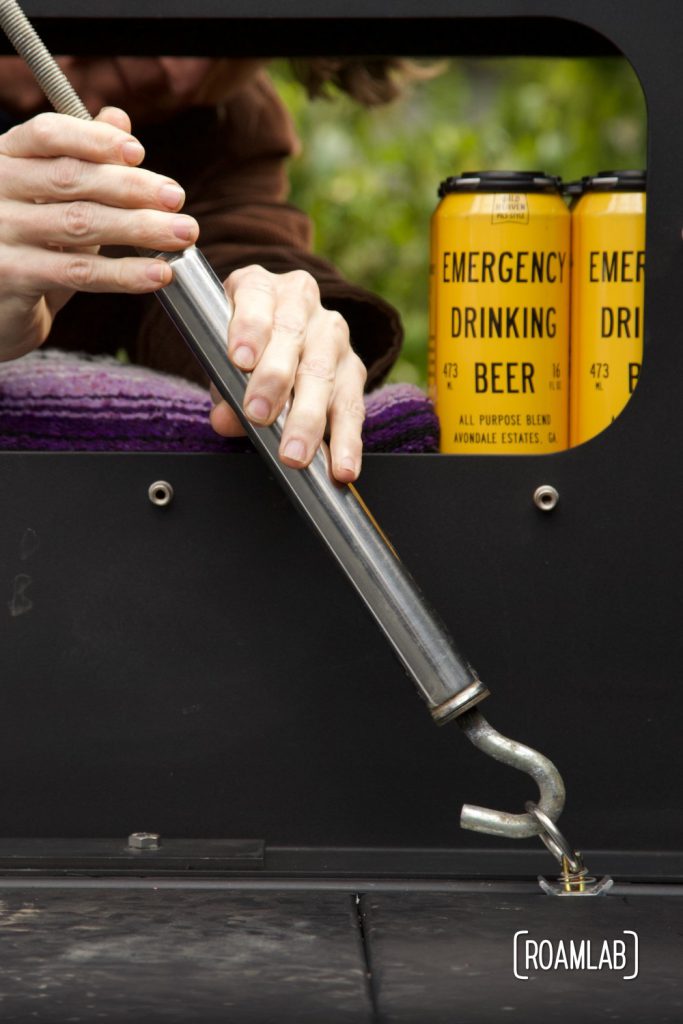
[
  {"x1": 0, "y1": 16, "x2": 621, "y2": 57},
  {"x1": 0, "y1": 1, "x2": 681, "y2": 858},
  {"x1": 0, "y1": 844, "x2": 680, "y2": 884},
  {"x1": 0, "y1": 886, "x2": 371, "y2": 1022},
  {"x1": 0, "y1": 837, "x2": 265, "y2": 873},
  {"x1": 0, "y1": 447, "x2": 681, "y2": 854},
  {"x1": 362, "y1": 889, "x2": 683, "y2": 1023}
]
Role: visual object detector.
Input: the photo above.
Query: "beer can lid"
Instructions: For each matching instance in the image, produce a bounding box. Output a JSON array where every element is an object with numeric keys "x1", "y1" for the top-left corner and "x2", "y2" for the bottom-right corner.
[
  {"x1": 438, "y1": 171, "x2": 562, "y2": 196},
  {"x1": 562, "y1": 179, "x2": 585, "y2": 197},
  {"x1": 584, "y1": 170, "x2": 646, "y2": 192}
]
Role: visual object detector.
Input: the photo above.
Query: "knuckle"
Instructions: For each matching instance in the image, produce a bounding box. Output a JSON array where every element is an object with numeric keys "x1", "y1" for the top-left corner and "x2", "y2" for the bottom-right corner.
[
  {"x1": 260, "y1": 363, "x2": 292, "y2": 393},
  {"x1": 232, "y1": 308, "x2": 272, "y2": 341},
  {"x1": 0, "y1": 252, "x2": 25, "y2": 288},
  {"x1": 327, "y1": 309, "x2": 349, "y2": 337},
  {"x1": 31, "y1": 112, "x2": 58, "y2": 147},
  {"x1": 64, "y1": 255, "x2": 95, "y2": 288},
  {"x1": 114, "y1": 259, "x2": 131, "y2": 290},
  {"x1": 0, "y1": 124, "x2": 20, "y2": 155},
  {"x1": 325, "y1": 309, "x2": 351, "y2": 355},
  {"x1": 351, "y1": 352, "x2": 368, "y2": 385},
  {"x1": 336, "y1": 393, "x2": 367, "y2": 423},
  {"x1": 138, "y1": 211, "x2": 164, "y2": 242},
  {"x1": 121, "y1": 168, "x2": 146, "y2": 207},
  {"x1": 273, "y1": 313, "x2": 308, "y2": 341},
  {"x1": 233, "y1": 263, "x2": 270, "y2": 287},
  {"x1": 296, "y1": 356, "x2": 336, "y2": 383},
  {"x1": 240, "y1": 263, "x2": 265, "y2": 277},
  {"x1": 49, "y1": 156, "x2": 83, "y2": 193},
  {"x1": 287, "y1": 269, "x2": 320, "y2": 301},
  {"x1": 63, "y1": 201, "x2": 95, "y2": 239},
  {"x1": 290, "y1": 405, "x2": 325, "y2": 439}
]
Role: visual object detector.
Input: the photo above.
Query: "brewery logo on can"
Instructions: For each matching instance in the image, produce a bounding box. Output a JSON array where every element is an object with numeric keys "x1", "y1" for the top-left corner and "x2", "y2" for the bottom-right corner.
[
  {"x1": 569, "y1": 170, "x2": 646, "y2": 446},
  {"x1": 430, "y1": 171, "x2": 570, "y2": 454}
]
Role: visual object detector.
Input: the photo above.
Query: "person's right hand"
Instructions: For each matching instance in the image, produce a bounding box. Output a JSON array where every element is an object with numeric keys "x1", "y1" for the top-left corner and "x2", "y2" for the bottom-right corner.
[{"x1": 0, "y1": 105, "x2": 198, "y2": 361}]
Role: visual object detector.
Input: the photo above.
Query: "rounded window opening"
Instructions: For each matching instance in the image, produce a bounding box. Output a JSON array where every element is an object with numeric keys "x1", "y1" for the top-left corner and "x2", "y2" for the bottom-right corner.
[{"x1": 272, "y1": 46, "x2": 646, "y2": 454}]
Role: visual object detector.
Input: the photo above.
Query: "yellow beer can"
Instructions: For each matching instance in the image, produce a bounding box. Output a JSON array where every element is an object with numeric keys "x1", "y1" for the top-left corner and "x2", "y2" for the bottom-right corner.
[
  {"x1": 569, "y1": 171, "x2": 646, "y2": 446},
  {"x1": 431, "y1": 171, "x2": 570, "y2": 454}
]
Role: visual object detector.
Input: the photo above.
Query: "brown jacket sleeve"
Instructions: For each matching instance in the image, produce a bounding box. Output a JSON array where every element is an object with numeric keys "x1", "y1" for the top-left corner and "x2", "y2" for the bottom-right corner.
[{"x1": 49, "y1": 71, "x2": 402, "y2": 390}]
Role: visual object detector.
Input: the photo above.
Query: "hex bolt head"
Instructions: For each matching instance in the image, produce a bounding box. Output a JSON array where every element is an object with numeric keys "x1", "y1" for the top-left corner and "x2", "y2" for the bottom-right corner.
[
  {"x1": 128, "y1": 832, "x2": 161, "y2": 851},
  {"x1": 533, "y1": 485, "x2": 560, "y2": 512}
]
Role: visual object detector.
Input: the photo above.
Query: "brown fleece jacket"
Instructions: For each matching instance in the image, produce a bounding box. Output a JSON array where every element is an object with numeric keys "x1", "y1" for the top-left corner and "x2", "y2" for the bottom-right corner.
[{"x1": 48, "y1": 72, "x2": 403, "y2": 390}]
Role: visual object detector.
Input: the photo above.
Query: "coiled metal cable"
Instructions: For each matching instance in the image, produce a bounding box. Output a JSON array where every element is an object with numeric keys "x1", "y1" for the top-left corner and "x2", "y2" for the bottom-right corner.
[{"x1": 0, "y1": 0, "x2": 90, "y2": 119}]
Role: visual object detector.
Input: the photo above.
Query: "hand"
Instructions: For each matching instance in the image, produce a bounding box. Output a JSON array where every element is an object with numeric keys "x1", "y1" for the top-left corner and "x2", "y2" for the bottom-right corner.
[
  {"x1": 210, "y1": 265, "x2": 367, "y2": 482},
  {"x1": 0, "y1": 106, "x2": 198, "y2": 360}
]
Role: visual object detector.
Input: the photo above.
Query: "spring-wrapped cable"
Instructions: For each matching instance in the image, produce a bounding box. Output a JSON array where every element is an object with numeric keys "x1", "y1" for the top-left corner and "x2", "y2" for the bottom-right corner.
[{"x1": 0, "y1": 0, "x2": 89, "y2": 119}]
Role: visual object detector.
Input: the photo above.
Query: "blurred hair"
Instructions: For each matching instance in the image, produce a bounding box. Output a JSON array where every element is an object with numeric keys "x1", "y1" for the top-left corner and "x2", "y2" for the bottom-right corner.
[{"x1": 291, "y1": 58, "x2": 445, "y2": 107}]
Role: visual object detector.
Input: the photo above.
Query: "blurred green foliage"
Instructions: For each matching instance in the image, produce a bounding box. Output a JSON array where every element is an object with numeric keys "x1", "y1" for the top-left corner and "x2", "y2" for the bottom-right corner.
[{"x1": 270, "y1": 57, "x2": 646, "y2": 386}]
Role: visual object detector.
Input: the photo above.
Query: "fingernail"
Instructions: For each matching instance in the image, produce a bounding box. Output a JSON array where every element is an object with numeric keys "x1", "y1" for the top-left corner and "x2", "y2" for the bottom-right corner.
[
  {"x1": 245, "y1": 397, "x2": 271, "y2": 422},
  {"x1": 283, "y1": 439, "x2": 306, "y2": 463},
  {"x1": 146, "y1": 262, "x2": 170, "y2": 283},
  {"x1": 122, "y1": 139, "x2": 145, "y2": 164},
  {"x1": 340, "y1": 456, "x2": 357, "y2": 475},
  {"x1": 160, "y1": 183, "x2": 185, "y2": 210},
  {"x1": 233, "y1": 346, "x2": 255, "y2": 370},
  {"x1": 173, "y1": 216, "x2": 197, "y2": 241}
]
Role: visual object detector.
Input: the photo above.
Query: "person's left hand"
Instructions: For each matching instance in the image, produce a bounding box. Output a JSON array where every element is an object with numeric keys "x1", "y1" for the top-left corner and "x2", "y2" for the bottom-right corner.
[{"x1": 210, "y1": 264, "x2": 367, "y2": 483}]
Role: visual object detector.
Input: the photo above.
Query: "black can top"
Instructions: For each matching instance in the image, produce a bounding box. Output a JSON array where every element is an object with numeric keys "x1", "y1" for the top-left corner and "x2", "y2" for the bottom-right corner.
[
  {"x1": 562, "y1": 179, "x2": 586, "y2": 198},
  {"x1": 438, "y1": 171, "x2": 562, "y2": 197},
  {"x1": 583, "y1": 170, "x2": 646, "y2": 192}
]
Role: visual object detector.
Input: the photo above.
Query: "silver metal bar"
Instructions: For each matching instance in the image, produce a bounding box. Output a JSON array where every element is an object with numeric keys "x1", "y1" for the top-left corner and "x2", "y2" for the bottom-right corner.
[
  {"x1": 457, "y1": 710, "x2": 565, "y2": 837},
  {"x1": 154, "y1": 247, "x2": 490, "y2": 722}
]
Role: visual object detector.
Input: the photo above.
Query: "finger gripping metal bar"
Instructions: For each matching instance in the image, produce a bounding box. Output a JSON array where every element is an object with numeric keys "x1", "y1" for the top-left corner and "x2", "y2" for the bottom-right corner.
[
  {"x1": 152, "y1": 247, "x2": 490, "y2": 723},
  {"x1": 458, "y1": 709, "x2": 566, "y2": 837}
]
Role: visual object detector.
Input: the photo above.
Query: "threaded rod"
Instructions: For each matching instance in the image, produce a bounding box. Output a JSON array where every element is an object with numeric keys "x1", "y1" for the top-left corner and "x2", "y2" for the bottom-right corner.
[{"x1": 0, "y1": 0, "x2": 90, "y2": 119}]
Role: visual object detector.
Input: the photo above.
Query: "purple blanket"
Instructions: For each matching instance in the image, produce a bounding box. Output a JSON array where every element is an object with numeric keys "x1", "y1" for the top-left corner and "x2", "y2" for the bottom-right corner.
[{"x1": 0, "y1": 350, "x2": 438, "y2": 454}]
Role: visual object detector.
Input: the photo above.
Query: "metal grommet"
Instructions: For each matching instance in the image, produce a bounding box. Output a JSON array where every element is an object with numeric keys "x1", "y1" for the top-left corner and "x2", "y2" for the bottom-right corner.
[
  {"x1": 533, "y1": 484, "x2": 559, "y2": 512},
  {"x1": 148, "y1": 481, "x2": 174, "y2": 507}
]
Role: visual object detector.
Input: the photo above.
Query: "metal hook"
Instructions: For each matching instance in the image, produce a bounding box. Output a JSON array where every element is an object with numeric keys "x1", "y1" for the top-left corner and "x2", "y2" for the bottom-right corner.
[{"x1": 457, "y1": 708, "x2": 566, "y2": 839}]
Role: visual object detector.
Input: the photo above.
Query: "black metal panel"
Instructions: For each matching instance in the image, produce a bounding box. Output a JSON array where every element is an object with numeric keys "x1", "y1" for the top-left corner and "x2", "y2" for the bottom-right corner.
[
  {"x1": 0, "y1": 843, "x2": 680, "y2": 885},
  {"x1": 0, "y1": 16, "x2": 620, "y2": 57},
  {"x1": 0, "y1": 884, "x2": 372, "y2": 1022},
  {"x1": 0, "y1": 837, "x2": 264, "y2": 873},
  {"x1": 1, "y1": 446, "x2": 681, "y2": 855},
  {"x1": 262, "y1": 848, "x2": 683, "y2": 885},
  {"x1": 363, "y1": 888, "x2": 683, "y2": 1023},
  {"x1": 0, "y1": 0, "x2": 671, "y2": 68},
  {"x1": 0, "y1": 0, "x2": 681, "y2": 861}
]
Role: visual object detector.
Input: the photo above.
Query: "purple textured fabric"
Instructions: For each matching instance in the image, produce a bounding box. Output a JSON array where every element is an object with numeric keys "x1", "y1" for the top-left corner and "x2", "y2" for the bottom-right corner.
[
  {"x1": 0, "y1": 350, "x2": 438, "y2": 454},
  {"x1": 363, "y1": 382, "x2": 440, "y2": 453}
]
